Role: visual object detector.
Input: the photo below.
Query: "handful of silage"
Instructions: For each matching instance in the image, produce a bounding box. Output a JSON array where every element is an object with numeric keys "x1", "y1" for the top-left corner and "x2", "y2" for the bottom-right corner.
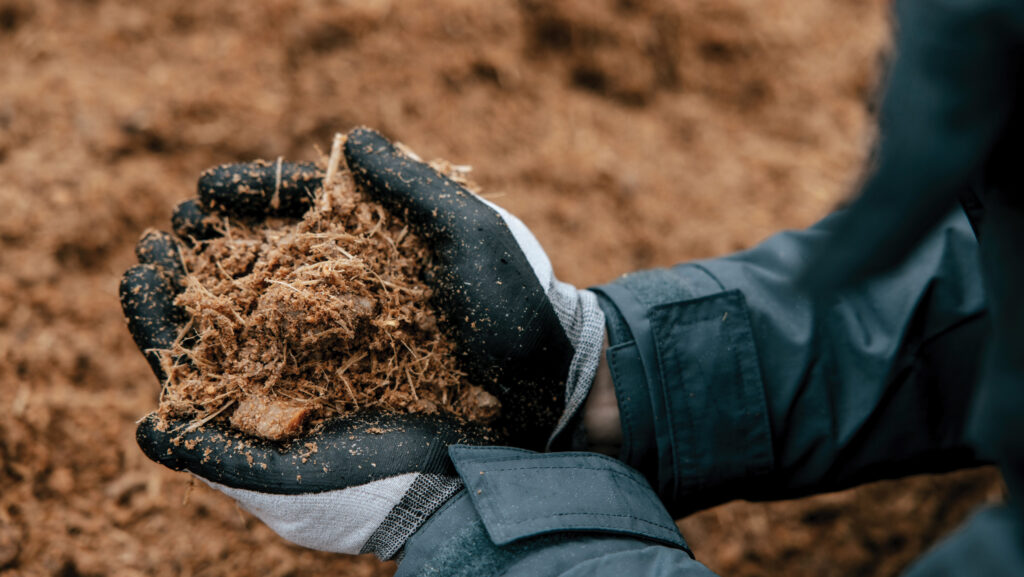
[{"x1": 158, "y1": 139, "x2": 499, "y2": 440}]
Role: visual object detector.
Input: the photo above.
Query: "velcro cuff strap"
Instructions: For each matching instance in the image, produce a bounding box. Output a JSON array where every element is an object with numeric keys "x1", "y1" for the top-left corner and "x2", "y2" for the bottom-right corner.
[{"x1": 448, "y1": 445, "x2": 691, "y2": 555}]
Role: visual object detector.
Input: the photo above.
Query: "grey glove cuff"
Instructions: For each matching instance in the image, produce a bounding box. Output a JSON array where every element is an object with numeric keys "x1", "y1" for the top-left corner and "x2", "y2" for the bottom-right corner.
[
  {"x1": 361, "y1": 473, "x2": 464, "y2": 561},
  {"x1": 547, "y1": 284, "x2": 606, "y2": 450}
]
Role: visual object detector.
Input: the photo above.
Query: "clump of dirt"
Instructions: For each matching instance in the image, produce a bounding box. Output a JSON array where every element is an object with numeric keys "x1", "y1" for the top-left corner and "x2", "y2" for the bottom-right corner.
[{"x1": 160, "y1": 141, "x2": 497, "y2": 440}]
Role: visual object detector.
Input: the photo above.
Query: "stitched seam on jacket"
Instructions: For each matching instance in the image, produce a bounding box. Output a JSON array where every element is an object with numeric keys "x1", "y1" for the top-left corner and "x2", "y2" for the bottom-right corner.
[
  {"x1": 686, "y1": 263, "x2": 727, "y2": 292},
  {"x1": 454, "y1": 450, "x2": 637, "y2": 470},
  {"x1": 587, "y1": 281, "x2": 674, "y2": 496},
  {"x1": 464, "y1": 464, "x2": 677, "y2": 540},
  {"x1": 608, "y1": 348, "x2": 637, "y2": 464},
  {"x1": 468, "y1": 464, "x2": 641, "y2": 475},
  {"x1": 649, "y1": 303, "x2": 690, "y2": 496},
  {"x1": 497, "y1": 511, "x2": 680, "y2": 534}
]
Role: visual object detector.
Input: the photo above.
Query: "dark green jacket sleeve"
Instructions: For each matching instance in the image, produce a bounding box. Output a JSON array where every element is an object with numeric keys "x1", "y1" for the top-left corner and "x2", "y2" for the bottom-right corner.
[
  {"x1": 593, "y1": 207, "x2": 988, "y2": 517},
  {"x1": 396, "y1": 209, "x2": 997, "y2": 577}
]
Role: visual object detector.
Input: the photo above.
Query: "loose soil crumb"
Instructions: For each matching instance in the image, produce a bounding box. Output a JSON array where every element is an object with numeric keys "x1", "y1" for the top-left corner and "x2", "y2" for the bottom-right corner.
[{"x1": 160, "y1": 145, "x2": 497, "y2": 440}]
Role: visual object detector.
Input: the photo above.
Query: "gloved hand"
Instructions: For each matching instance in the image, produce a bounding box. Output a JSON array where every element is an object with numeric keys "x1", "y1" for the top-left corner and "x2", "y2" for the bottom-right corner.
[
  {"x1": 121, "y1": 161, "x2": 490, "y2": 561},
  {"x1": 120, "y1": 127, "x2": 605, "y2": 560},
  {"x1": 344, "y1": 128, "x2": 605, "y2": 450}
]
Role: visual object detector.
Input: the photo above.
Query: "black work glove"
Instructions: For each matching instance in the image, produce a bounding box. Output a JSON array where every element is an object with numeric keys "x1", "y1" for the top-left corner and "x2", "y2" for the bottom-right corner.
[{"x1": 121, "y1": 160, "x2": 490, "y2": 560}]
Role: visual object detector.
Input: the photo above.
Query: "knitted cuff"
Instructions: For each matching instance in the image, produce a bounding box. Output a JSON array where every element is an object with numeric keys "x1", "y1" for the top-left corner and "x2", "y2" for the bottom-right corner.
[
  {"x1": 361, "y1": 473, "x2": 464, "y2": 561},
  {"x1": 547, "y1": 286, "x2": 606, "y2": 450}
]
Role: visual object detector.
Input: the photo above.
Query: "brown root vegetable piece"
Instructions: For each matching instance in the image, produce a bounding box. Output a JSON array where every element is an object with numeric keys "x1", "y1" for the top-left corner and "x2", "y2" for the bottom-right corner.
[{"x1": 230, "y1": 397, "x2": 315, "y2": 441}]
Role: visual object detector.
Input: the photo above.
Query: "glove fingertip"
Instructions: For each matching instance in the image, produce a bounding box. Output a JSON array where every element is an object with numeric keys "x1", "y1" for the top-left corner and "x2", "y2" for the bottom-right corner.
[
  {"x1": 343, "y1": 127, "x2": 465, "y2": 236},
  {"x1": 172, "y1": 199, "x2": 220, "y2": 243},
  {"x1": 198, "y1": 162, "x2": 270, "y2": 217},
  {"x1": 344, "y1": 127, "x2": 388, "y2": 156},
  {"x1": 119, "y1": 264, "x2": 168, "y2": 312},
  {"x1": 135, "y1": 229, "x2": 186, "y2": 290},
  {"x1": 343, "y1": 127, "x2": 396, "y2": 180},
  {"x1": 135, "y1": 413, "x2": 180, "y2": 468}
]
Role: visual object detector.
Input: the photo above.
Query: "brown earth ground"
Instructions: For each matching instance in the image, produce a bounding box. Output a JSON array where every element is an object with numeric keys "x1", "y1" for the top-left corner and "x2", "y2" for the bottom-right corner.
[{"x1": 0, "y1": 0, "x2": 1004, "y2": 576}]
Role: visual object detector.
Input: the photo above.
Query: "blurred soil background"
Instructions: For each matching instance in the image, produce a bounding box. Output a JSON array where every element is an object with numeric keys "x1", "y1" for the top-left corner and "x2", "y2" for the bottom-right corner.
[{"x1": 0, "y1": 0, "x2": 1004, "y2": 575}]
